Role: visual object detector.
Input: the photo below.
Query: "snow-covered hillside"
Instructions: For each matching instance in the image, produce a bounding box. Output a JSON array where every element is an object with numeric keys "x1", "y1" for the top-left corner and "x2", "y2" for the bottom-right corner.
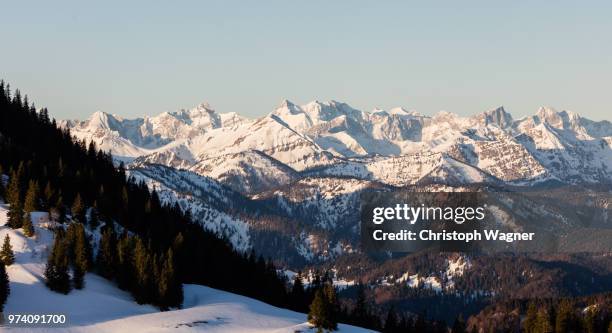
[{"x1": 0, "y1": 205, "x2": 374, "y2": 332}]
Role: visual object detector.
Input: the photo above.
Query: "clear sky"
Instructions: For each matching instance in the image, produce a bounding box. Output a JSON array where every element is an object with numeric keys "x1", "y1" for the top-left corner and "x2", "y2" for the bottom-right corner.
[{"x1": 1, "y1": 1, "x2": 610, "y2": 120}]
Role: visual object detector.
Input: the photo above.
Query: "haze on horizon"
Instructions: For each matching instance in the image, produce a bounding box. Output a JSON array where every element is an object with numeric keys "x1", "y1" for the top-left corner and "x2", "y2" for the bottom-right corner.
[{"x1": 1, "y1": 1, "x2": 611, "y2": 121}]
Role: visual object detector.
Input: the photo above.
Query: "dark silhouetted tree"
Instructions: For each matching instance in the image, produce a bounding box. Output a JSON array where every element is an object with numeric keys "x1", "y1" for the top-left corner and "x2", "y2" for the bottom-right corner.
[
  {"x1": 0, "y1": 262, "x2": 9, "y2": 313},
  {"x1": 0, "y1": 235, "x2": 15, "y2": 265}
]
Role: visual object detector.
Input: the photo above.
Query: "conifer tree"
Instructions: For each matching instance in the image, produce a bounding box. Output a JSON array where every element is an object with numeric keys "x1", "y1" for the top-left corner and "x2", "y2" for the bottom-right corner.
[
  {"x1": 555, "y1": 299, "x2": 575, "y2": 333},
  {"x1": 23, "y1": 179, "x2": 39, "y2": 213},
  {"x1": 22, "y1": 214, "x2": 35, "y2": 237},
  {"x1": 22, "y1": 180, "x2": 39, "y2": 237},
  {"x1": 96, "y1": 225, "x2": 117, "y2": 279},
  {"x1": 0, "y1": 262, "x2": 9, "y2": 313},
  {"x1": 44, "y1": 232, "x2": 71, "y2": 294},
  {"x1": 308, "y1": 289, "x2": 330, "y2": 332},
  {"x1": 290, "y1": 272, "x2": 306, "y2": 312},
  {"x1": 89, "y1": 202, "x2": 100, "y2": 229},
  {"x1": 133, "y1": 237, "x2": 151, "y2": 304},
  {"x1": 536, "y1": 308, "x2": 554, "y2": 333},
  {"x1": 353, "y1": 283, "x2": 369, "y2": 327},
  {"x1": 116, "y1": 232, "x2": 134, "y2": 290},
  {"x1": 71, "y1": 193, "x2": 85, "y2": 223},
  {"x1": 0, "y1": 235, "x2": 15, "y2": 265},
  {"x1": 6, "y1": 169, "x2": 24, "y2": 228},
  {"x1": 158, "y1": 248, "x2": 182, "y2": 310},
  {"x1": 323, "y1": 282, "x2": 339, "y2": 330},
  {"x1": 71, "y1": 224, "x2": 91, "y2": 289},
  {"x1": 43, "y1": 181, "x2": 54, "y2": 209},
  {"x1": 524, "y1": 301, "x2": 538, "y2": 333}
]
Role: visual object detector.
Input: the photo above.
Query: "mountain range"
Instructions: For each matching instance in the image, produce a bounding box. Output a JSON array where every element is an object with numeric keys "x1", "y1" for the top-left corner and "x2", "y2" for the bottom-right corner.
[{"x1": 62, "y1": 100, "x2": 612, "y2": 192}]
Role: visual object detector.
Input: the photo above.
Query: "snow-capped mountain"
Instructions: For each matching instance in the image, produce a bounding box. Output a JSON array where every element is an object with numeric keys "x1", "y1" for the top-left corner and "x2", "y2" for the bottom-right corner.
[{"x1": 63, "y1": 101, "x2": 612, "y2": 190}]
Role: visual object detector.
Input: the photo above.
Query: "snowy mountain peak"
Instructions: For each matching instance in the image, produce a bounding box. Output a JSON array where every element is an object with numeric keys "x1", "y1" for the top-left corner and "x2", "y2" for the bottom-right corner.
[
  {"x1": 477, "y1": 106, "x2": 513, "y2": 128},
  {"x1": 87, "y1": 110, "x2": 119, "y2": 131}
]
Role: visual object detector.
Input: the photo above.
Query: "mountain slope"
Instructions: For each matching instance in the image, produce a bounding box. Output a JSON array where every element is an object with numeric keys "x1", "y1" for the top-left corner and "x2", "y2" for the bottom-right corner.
[{"x1": 0, "y1": 205, "x2": 374, "y2": 333}]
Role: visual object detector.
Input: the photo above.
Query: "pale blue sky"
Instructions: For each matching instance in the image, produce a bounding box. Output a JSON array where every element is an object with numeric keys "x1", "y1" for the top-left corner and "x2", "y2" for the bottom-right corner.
[{"x1": 1, "y1": 1, "x2": 610, "y2": 120}]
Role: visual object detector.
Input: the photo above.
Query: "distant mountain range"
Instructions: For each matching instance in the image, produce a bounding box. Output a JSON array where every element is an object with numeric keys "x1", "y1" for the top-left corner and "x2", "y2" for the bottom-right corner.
[{"x1": 62, "y1": 101, "x2": 612, "y2": 193}]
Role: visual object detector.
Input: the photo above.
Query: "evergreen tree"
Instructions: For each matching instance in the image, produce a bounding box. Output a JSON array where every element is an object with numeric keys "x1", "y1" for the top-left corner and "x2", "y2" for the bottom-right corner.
[
  {"x1": 536, "y1": 308, "x2": 554, "y2": 333},
  {"x1": 6, "y1": 169, "x2": 24, "y2": 228},
  {"x1": 323, "y1": 282, "x2": 339, "y2": 330},
  {"x1": 43, "y1": 181, "x2": 54, "y2": 209},
  {"x1": 308, "y1": 289, "x2": 332, "y2": 332},
  {"x1": 555, "y1": 299, "x2": 576, "y2": 333},
  {"x1": 96, "y1": 225, "x2": 117, "y2": 279},
  {"x1": 158, "y1": 248, "x2": 182, "y2": 310},
  {"x1": 353, "y1": 283, "x2": 369, "y2": 327},
  {"x1": 70, "y1": 224, "x2": 91, "y2": 289},
  {"x1": 71, "y1": 193, "x2": 85, "y2": 223},
  {"x1": 23, "y1": 179, "x2": 40, "y2": 213},
  {"x1": 0, "y1": 262, "x2": 9, "y2": 313},
  {"x1": 21, "y1": 180, "x2": 38, "y2": 237},
  {"x1": 116, "y1": 232, "x2": 134, "y2": 290},
  {"x1": 133, "y1": 237, "x2": 151, "y2": 304},
  {"x1": 0, "y1": 234, "x2": 15, "y2": 265},
  {"x1": 22, "y1": 213, "x2": 35, "y2": 237},
  {"x1": 290, "y1": 272, "x2": 306, "y2": 312},
  {"x1": 524, "y1": 301, "x2": 538, "y2": 333},
  {"x1": 44, "y1": 232, "x2": 71, "y2": 294}
]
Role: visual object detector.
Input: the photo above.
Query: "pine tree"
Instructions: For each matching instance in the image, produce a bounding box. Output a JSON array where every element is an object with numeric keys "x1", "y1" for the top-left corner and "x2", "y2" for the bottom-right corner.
[
  {"x1": 158, "y1": 248, "x2": 182, "y2": 310},
  {"x1": 22, "y1": 214, "x2": 35, "y2": 237},
  {"x1": 536, "y1": 308, "x2": 554, "y2": 333},
  {"x1": 96, "y1": 225, "x2": 117, "y2": 279},
  {"x1": 290, "y1": 272, "x2": 306, "y2": 312},
  {"x1": 22, "y1": 180, "x2": 38, "y2": 237},
  {"x1": 0, "y1": 262, "x2": 9, "y2": 313},
  {"x1": 6, "y1": 167, "x2": 22, "y2": 205},
  {"x1": 524, "y1": 301, "x2": 538, "y2": 333},
  {"x1": 6, "y1": 169, "x2": 24, "y2": 229},
  {"x1": 353, "y1": 283, "x2": 369, "y2": 327},
  {"x1": 43, "y1": 181, "x2": 54, "y2": 209},
  {"x1": 23, "y1": 179, "x2": 40, "y2": 213},
  {"x1": 44, "y1": 232, "x2": 71, "y2": 294},
  {"x1": 71, "y1": 193, "x2": 85, "y2": 223},
  {"x1": 89, "y1": 202, "x2": 100, "y2": 229},
  {"x1": 116, "y1": 232, "x2": 134, "y2": 290},
  {"x1": 0, "y1": 235, "x2": 15, "y2": 265},
  {"x1": 133, "y1": 237, "x2": 151, "y2": 304},
  {"x1": 71, "y1": 224, "x2": 91, "y2": 289},
  {"x1": 308, "y1": 289, "x2": 330, "y2": 332},
  {"x1": 323, "y1": 283, "x2": 339, "y2": 330},
  {"x1": 555, "y1": 299, "x2": 575, "y2": 333}
]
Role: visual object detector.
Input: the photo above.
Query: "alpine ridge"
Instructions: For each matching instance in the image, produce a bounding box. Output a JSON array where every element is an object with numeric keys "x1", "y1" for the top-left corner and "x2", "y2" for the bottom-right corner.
[{"x1": 63, "y1": 101, "x2": 612, "y2": 191}]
